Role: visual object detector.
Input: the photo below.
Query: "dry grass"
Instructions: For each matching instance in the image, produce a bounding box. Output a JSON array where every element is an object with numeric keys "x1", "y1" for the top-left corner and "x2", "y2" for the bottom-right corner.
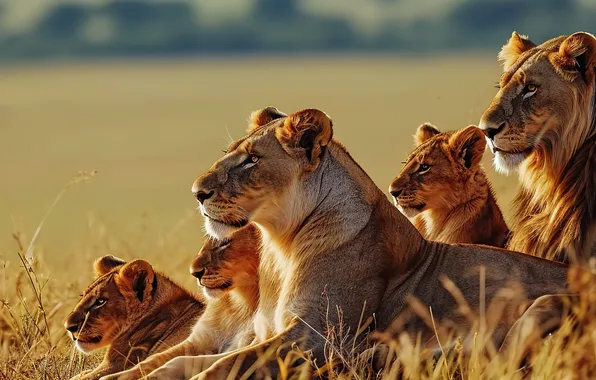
[{"x1": 2, "y1": 56, "x2": 594, "y2": 379}]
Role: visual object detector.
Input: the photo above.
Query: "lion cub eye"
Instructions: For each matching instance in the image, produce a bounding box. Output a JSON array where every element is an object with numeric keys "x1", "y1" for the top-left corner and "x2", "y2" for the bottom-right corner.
[
  {"x1": 523, "y1": 84, "x2": 537, "y2": 99},
  {"x1": 418, "y1": 163, "x2": 430, "y2": 173},
  {"x1": 217, "y1": 238, "x2": 232, "y2": 251},
  {"x1": 93, "y1": 298, "x2": 107, "y2": 308}
]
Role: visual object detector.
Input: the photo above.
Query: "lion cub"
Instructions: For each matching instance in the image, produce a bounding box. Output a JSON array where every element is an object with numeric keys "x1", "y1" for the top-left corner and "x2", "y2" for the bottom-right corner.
[
  {"x1": 104, "y1": 224, "x2": 260, "y2": 380},
  {"x1": 389, "y1": 123, "x2": 510, "y2": 247},
  {"x1": 65, "y1": 256, "x2": 204, "y2": 380}
]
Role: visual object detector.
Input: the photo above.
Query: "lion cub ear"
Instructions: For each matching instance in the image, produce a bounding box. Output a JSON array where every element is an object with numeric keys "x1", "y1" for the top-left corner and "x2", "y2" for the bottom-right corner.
[
  {"x1": 117, "y1": 259, "x2": 156, "y2": 303},
  {"x1": 276, "y1": 108, "x2": 333, "y2": 171},
  {"x1": 414, "y1": 123, "x2": 440, "y2": 146},
  {"x1": 94, "y1": 255, "x2": 127, "y2": 276},
  {"x1": 449, "y1": 126, "x2": 486, "y2": 169},
  {"x1": 498, "y1": 32, "x2": 536, "y2": 71},
  {"x1": 552, "y1": 32, "x2": 596, "y2": 82},
  {"x1": 248, "y1": 106, "x2": 287, "y2": 132}
]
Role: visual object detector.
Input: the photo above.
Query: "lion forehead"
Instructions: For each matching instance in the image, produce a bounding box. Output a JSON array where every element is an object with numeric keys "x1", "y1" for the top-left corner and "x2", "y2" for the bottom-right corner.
[
  {"x1": 227, "y1": 122, "x2": 281, "y2": 153},
  {"x1": 82, "y1": 272, "x2": 115, "y2": 298},
  {"x1": 407, "y1": 137, "x2": 450, "y2": 168}
]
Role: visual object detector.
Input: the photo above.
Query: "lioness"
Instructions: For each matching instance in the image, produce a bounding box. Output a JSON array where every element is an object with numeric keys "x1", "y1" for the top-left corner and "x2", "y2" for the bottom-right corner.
[
  {"x1": 65, "y1": 256, "x2": 204, "y2": 380},
  {"x1": 103, "y1": 224, "x2": 260, "y2": 380},
  {"x1": 390, "y1": 123, "x2": 509, "y2": 247},
  {"x1": 480, "y1": 31, "x2": 596, "y2": 263},
  {"x1": 189, "y1": 107, "x2": 569, "y2": 379}
]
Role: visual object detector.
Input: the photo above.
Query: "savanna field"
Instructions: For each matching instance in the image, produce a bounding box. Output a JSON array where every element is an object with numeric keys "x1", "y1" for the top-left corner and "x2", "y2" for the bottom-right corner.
[{"x1": 2, "y1": 56, "x2": 596, "y2": 379}]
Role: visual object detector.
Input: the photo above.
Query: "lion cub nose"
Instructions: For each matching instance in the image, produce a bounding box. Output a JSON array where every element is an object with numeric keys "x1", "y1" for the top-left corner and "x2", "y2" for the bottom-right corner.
[
  {"x1": 389, "y1": 188, "x2": 403, "y2": 199},
  {"x1": 191, "y1": 268, "x2": 205, "y2": 281}
]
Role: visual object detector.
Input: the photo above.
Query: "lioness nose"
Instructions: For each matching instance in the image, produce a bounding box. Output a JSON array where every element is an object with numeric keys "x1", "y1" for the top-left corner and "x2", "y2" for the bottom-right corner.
[
  {"x1": 65, "y1": 321, "x2": 80, "y2": 334},
  {"x1": 390, "y1": 188, "x2": 402, "y2": 199},
  {"x1": 194, "y1": 190, "x2": 214, "y2": 204},
  {"x1": 191, "y1": 268, "x2": 205, "y2": 280},
  {"x1": 479, "y1": 121, "x2": 505, "y2": 141}
]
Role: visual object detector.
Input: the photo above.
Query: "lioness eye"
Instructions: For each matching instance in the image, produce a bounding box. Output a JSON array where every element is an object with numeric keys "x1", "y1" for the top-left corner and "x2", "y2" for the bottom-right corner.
[
  {"x1": 419, "y1": 164, "x2": 430, "y2": 172},
  {"x1": 243, "y1": 154, "x2": 260, "y2": 166},
  {"x1": 523, "y1": 84, "x2": 537, "y2": 98},
  {"x1": 94, "y1": 298, "x2": 106, "y2": 308}
]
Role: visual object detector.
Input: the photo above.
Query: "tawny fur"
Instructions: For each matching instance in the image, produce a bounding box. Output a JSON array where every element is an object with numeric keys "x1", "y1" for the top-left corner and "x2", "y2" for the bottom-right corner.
[
  {"x1": 189, "y1": 107, "x2": 569, "y2": 379},
  {"x1": 65, "y1": 256, "x2": 204, "y2": 380},
  {"x1": 480, "y1": 31, "x2": 596, "y2": 263},
  {"x1": 390, "y1": 123, "x2": 509, "y2": 247},
  {"x1": 103, "y1": 224, "x2": 260, "y2": 380}
]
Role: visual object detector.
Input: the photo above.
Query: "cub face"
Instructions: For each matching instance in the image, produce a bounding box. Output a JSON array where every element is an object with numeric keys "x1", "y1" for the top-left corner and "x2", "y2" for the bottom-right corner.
[
  {"x1": 64, "y1": 256, "x2": 156, "y2": 353},
  {"x1": 190, "y1": 224, "x2": 260, "y2": 300},
  {"x1": 389, "y1": 124, "x2": 486, "y2": 217}
]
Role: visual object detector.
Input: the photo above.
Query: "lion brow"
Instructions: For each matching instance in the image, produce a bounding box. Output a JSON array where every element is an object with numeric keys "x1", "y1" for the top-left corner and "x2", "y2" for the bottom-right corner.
[
  {"x1": 501, "y1": 50, "x2": 535, "y2": 86},
  {"x1": 83, "y1": 272, "x2": 115, "y2": 296}
]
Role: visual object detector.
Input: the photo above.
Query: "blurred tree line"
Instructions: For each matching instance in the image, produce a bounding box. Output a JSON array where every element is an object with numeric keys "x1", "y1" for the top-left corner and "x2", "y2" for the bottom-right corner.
[{"x1": 0, "y1": 0, "x2": 594, "y2": 61}]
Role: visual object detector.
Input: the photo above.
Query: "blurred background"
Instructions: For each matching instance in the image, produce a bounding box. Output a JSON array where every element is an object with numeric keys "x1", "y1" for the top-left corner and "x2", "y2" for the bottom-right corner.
[
  {"x1": 1, "y1": 0, "x2": 595, "y2": 286},
  {"x1": 1, "y1": 0, "x2": 595, "y2": 59}
]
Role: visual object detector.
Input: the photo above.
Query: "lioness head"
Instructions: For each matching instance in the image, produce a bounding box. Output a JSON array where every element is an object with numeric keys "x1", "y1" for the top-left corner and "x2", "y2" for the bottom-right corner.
[
  {"x1": 191, "y1": 107, "x2": 333, "y2": 240},
  {"x1": 64, "y1": 256, "x2": 156, "y2": 353},
  {"x1": 389, "y1": 124, "x2": 486, "y2": 217},
  {"x1": 190, "y1": 224, "x2": 260, "y2": 299},
  {"x1": 479, "y1": 31, "x2": 596, "y2": 174}
]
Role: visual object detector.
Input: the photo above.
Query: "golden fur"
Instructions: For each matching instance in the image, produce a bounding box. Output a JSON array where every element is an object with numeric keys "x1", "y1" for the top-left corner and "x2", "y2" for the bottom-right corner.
[
  {"x1": 480, "y1": 31, "x2": 596, "y2": 263},
  {"x1": 188, "y1": 107, "x2": 569, "y2": 379},
  {"x1": 103, "y1": 224, "x2": 260, "y2": 380},
  {"x1": 65, "y1": 256, "x2": 203, "y2": 380},
  {"x1": 390, "y1": 123, "x2": 509, "y2": 247}
]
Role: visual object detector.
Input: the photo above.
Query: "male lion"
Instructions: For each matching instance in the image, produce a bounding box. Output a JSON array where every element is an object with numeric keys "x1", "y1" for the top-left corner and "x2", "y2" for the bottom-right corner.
[
  {"x1": 102, "y1": 224, "x2": 260, "y2": 380},
  {"x1": 480, "y1": 31, "x2": 596, "y2": 263},
  {"x1": 65, "y1": 256, "x2": 204, "y2": 380},
  {"x1": 390, "y1": 123, "x2": 509, "y2": 247},
  {"x1": 189, "y1": 107, "x2": 570, "y2": 379}
]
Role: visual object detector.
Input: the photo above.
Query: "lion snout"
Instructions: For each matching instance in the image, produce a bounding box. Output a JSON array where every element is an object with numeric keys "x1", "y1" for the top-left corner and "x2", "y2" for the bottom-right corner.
[
  {"x1": 65, "y1": 319, "x2": 81, "y2": 335},
  {"x1": 389, "y1": 177, "x2": 407, "y2": 200}
]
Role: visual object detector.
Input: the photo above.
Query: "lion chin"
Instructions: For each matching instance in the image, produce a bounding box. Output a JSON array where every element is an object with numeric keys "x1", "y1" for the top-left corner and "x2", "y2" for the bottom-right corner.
[
  {"x1": 74, "y1": 338, "x2": 102, "y2": 353},
  {"x1": 493, "y1": 151, "x2": 527, "y2": 175},
  {"x1": 202, "y1": 287, "x2": 228, "y2": 300},
  {"x1": 397, "y1": 204, "x2": 424, "y2": 218},
  {"x1": 204, "y1": 218, "x2": 243, "y2": 240}
]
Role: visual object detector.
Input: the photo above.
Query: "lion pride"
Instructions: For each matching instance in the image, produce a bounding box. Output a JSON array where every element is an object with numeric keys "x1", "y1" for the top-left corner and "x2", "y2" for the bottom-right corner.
[
  {"x1": 188, "y1": 107, "x2": 569, "y2": 379},
  {"x1": 65, "y1": 256, "x2": 204, "y2": 380},
  {"x1": 480, "y1": 31, "x2": 596, "y2": 263},
  {"x1": 390, "y1": 123, "x2": 509, "y2": 247}
]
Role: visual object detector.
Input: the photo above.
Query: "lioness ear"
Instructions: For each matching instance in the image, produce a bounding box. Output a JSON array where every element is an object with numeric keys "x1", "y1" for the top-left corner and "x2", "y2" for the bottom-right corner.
[
  {"x1": 552, "y1": 32, "x2": 596, "y2": 82},
  {"x1": 498, "y1": 32, "x2": 536, "y2": 71},
  {"x1": 248, "y1": 106, "x2": 287, "y2": 132},
  {"x1": 117, "y1": 259, "x2": 155, "y2": 303},
  {"x1": 94, "y1": 255, "x2": 126, "y2": 276},
  {"x1": 449, "y1": 126, "x2": 486, "y2": 169},
  {"x1": 414, "y1": 123, "x2": 440, "y2": 146},
  {"x1": 276, "y1": 108, "x2": 333, "y2": 169}
]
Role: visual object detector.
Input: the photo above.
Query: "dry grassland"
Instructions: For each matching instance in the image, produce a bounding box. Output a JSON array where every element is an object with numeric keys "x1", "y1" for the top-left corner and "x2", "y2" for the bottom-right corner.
[{"x1": 6, "y1": 56, "x2": 588, "y2": 380}]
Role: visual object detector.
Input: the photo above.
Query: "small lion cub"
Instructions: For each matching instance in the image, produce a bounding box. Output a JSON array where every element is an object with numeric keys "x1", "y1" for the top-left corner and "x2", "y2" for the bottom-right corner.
[
  {"x1": 65, "y1": 256, "x2": 204, "y2": 380},
  {"x1": 103, "y1": 224, "x2": 260, "y2": 380},
  {"x1": 389, "y1": 123, "x2": 510, "y2": 247}
]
